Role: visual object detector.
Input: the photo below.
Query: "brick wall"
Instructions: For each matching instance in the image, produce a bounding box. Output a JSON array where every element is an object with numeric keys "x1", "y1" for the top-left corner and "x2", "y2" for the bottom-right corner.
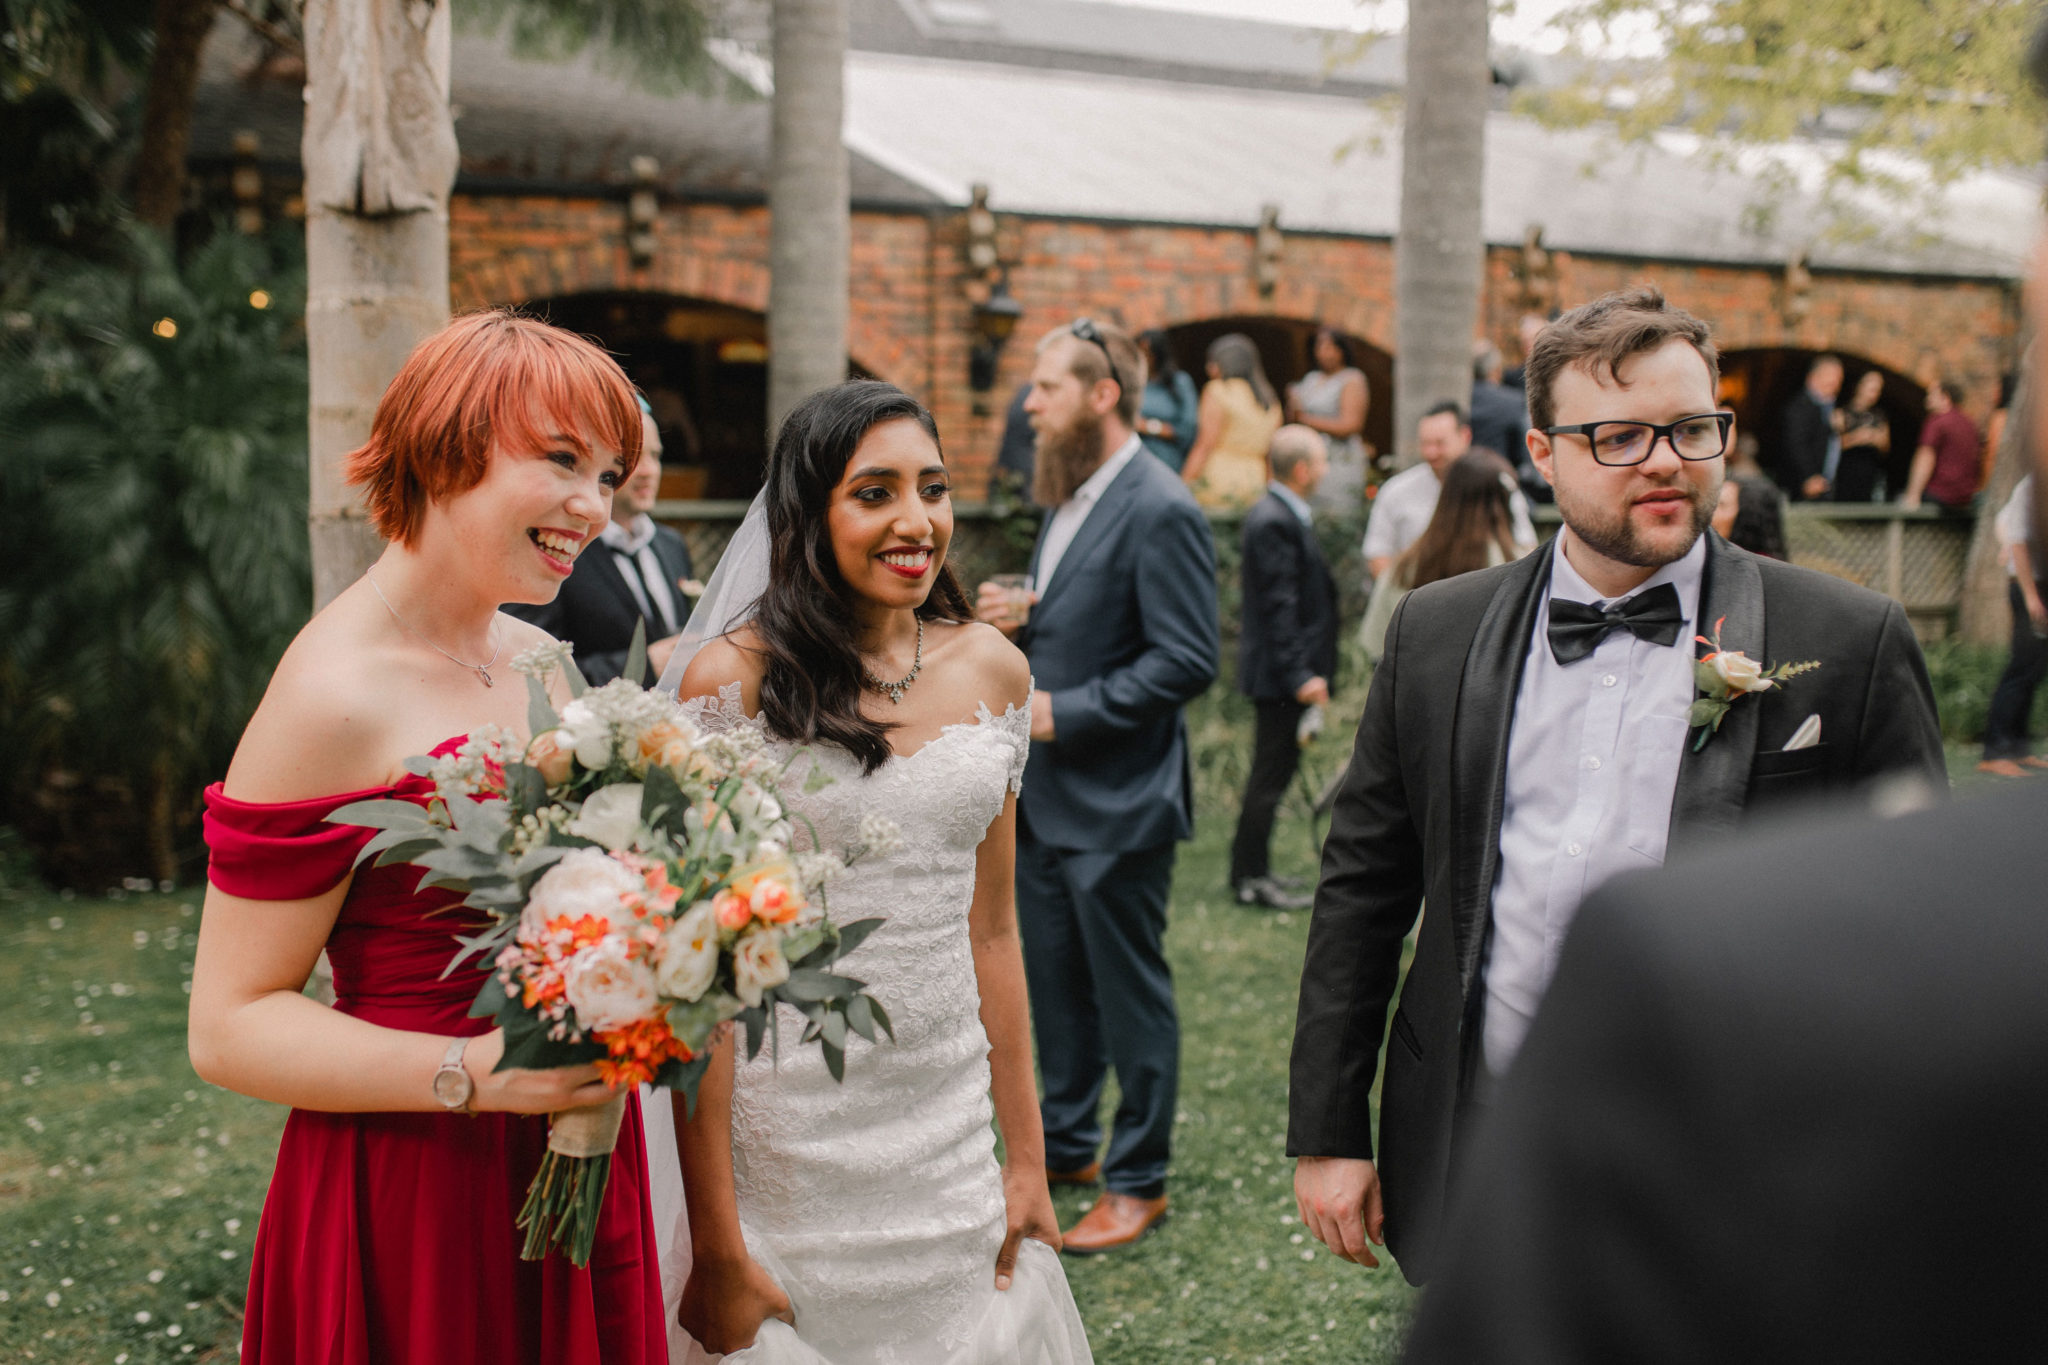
[{"x1": 448, "y1": 191, "x2": 2018, "y2": 495}]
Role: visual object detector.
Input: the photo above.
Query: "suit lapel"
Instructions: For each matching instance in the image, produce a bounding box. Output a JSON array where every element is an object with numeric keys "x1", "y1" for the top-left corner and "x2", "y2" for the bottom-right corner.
[
  {"x1": 1668, "y1": 534, "x2": 1764, "y2": 852},
  {"x1": 1032, "y1": 453, "x2": 1146, "y2": 618},
  {"x1": 588, "y1": 542, "x2": 649, "y2": 621},
  {"x1": 1448, "y1": 547, "x2": 1554, "y2": 995}
]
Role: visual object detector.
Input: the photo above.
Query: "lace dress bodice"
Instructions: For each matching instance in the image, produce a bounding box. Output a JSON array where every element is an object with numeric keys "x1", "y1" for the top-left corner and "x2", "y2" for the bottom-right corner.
[{"x1": 672, "y1": 684, "x2": 1087, "y2": 1365}]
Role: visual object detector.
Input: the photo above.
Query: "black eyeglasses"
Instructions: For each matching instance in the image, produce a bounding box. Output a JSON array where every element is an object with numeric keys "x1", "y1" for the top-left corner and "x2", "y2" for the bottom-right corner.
[
  {"x1": 1070, "y1": 317, "x2": 1123, "y2": 394},
  {"x1": 1542, "y1": 412, "x2": 1734, "y2": 467}
]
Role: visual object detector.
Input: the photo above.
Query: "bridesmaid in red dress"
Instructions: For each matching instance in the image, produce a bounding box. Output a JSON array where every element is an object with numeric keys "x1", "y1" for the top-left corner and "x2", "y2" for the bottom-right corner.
[{"x1": 189, "y1": 311, "x2": 670, "y2": 1363}]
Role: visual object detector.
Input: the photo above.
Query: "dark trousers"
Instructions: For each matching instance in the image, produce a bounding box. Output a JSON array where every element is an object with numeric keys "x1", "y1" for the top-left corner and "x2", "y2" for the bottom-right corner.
[
  {"x1": 1015, "y1": 824, "x2": 1179, "y2": 1198},
  {"x1": 1985, "y1": 580, "x2": 2048, "y2": 760},
  {"x1": 1229, "y1": 698, "x2": 1306, "y2": 885}
]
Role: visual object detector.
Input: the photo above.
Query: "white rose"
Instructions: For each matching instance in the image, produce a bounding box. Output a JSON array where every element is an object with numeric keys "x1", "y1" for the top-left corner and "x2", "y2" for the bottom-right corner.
[
  {"x1": 555, "y1": 698, "x2": 615, "y2": 771},
  {"x1": 729, "y1": 780, "x2": 782, "y2": 827},
  {"x1": 568, "y1": 784, "x2": 645, "y2": 852},
  {"x1": 732, "y1": 928, "x2": 790, "y2": 1007},
  {"x1": 654, "y1": 901, "x2": 720, "y2": 1002},
  {"x1": 1709, "y1": 650, "x2": 1772, "y2": 694},
  {"x1": 521, "y1": 847, "x2": 644, "y2": 940},
  {"x1": 563, "y1": 937, "x2": 661, "y2": 1034}
]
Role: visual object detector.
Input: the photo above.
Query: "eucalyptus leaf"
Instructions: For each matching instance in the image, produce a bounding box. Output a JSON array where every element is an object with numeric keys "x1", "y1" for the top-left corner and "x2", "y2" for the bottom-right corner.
[
  {"x1": 831, "y1": 918, "x2": 886, "y2": 959},
  {"x1": 821, "y1": 1039, "x2": 845, "y2": 1083},
  {"x1": 774, "y1": 969, "x2": 850, "y2": 1003},
  {"x1": 503, "y1": 762, "x2": 548, "y2": 815},
  {"x1": 563, "y1": 654, "x2": 589, "y2": 698},
  {"x1": 624, "y1": 617, "x2": 648, "y2": 689},
  {"x1": 820, "y1": 1009, "x2": 848, "y2": 1051},
  {"x1": 526, "y1": 673, "x2": 559, "y2": 736},
  {"x1": 328, "y1": 798, "x2": 434, "y2": 832},
  {"x1": 404, "y1": 755, "x2": 438, "y2": 778},
  {"x1": 846, "y1": 992, "x2": 878, "y2": 1043},
  {"x1": 865, "y1": 994, "x2": 894, "y2": 1042}
]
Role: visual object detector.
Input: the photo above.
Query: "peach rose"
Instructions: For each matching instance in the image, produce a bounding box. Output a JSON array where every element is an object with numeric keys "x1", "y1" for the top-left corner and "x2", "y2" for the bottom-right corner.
[{"x1": 527, "y1": 731, "x2": 574, "y2": 786}]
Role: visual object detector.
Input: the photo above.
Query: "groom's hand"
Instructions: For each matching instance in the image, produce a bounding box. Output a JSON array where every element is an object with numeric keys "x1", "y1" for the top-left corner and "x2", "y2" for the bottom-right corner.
[{"x1": 1295, "y1": 1156, "x2": 1385, "y2": 1267}]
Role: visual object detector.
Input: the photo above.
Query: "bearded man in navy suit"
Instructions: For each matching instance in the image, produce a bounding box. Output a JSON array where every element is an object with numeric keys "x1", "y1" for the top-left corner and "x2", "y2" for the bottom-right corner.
[{"x1": 976, "y1": 319, "x2": 1219, "y2": 1255}]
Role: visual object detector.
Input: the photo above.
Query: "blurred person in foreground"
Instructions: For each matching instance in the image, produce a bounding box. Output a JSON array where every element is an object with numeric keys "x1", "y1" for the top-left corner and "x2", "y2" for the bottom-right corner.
[
  {"x1": 1406, "y1": 326, "x2": 2048, "y2": 1365},
  {"x1": 975, "y1": 319, "x2": 1219, "y2": 1254},
  {"x1": 1711, "y1": 473, "x2": 1790, "y2": 561},
  {"x1": 1901, "y1": 377, "x2": 1982, "y2": 511},
  {"x1": 1361, "y1": 400, "x2": 1537, "y2": 582},
  {"x1": 1183, "y1": 332, "x2": 1283, "y2": 510},
  {"x1": 1359, "y1": 450, "x2": 1524, "y2": 664},
  {"x1": 1230, "y1": 425, "x2": 1339, "y2": 910},
  {"x1": 1980, "y1": 471, "x2": 2048, "y2": 779},
  {"x1": 506, "y1": 394, "x2": 697, "y2": 684},
  {"x1": 1288, "y1": 286, "x2": 1948, "y2": 1288}
]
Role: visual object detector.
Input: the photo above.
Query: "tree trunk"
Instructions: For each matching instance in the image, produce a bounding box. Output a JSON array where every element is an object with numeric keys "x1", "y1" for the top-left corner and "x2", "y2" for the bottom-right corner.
[
  {"x1": 1393, "y1": 0, "x2": 1490, "y2": 468},
  {"x1": 1960, "y1": 357, "x2": 2031, "y2": 643},
  {"x1": 767, "y1": 0, "x2": 850, "y2": 440},
  {"x1": 301, "y1": 0, "x2": 459, "y2": 610},
  {"x1": 133, "y1": 0, "x2": 220, "y2": 230}
]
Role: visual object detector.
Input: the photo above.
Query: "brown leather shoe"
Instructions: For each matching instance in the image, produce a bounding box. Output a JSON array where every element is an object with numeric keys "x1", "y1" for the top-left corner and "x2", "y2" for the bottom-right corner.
[
  {"x1": 1046, "y1": 1161, "x2": 1101, "y2": 1187},
  {"x1": 1060, "y1": 1192, "x2": 1168, "y2": 1254}
]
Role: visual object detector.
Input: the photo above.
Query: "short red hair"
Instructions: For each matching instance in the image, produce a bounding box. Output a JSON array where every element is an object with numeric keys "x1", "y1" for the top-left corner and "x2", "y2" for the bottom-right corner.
[{"x1": 345, "y1": 310, "x2": 643, "y2": 546}]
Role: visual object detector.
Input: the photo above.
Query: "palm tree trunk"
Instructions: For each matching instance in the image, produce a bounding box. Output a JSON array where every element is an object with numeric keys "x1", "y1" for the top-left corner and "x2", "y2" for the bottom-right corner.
[
  {"x1": 132, "y1": 0, "x2": 220, "y2": 230},
  {"x1": 1394, "y1": 0, "x2": 1490, "y2": 468},
  {"x1": 301, "y1": 0, "x2": 459, "y2": 610},
  {"x1": 767, "y1": 0, "x2": 850, "y2": 439}
]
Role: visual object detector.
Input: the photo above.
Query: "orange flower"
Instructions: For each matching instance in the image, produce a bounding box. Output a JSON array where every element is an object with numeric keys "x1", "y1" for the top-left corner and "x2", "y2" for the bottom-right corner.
[
  {"x1": 729, "y1": 863, "x2": 808, "y2": 926},
  {"x1": 714, "y1": 889, "x2": 753, "y2": 931},
  {"x1": 594, "y1": 1015, "x2": 693, "y2": 1088},
  {"x1": 636, "y1": 720, "x2": 695, "y2": 773}
]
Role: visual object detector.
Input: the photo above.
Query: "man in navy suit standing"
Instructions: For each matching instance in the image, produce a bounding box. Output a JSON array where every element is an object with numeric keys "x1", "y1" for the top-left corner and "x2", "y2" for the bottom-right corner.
[
  {"x1": 977, "y1": 318, "x2": 1219, "y2": 1254},
  {"x1": 1230, "y1": 424, "x2": 1338, "y2": 909}
]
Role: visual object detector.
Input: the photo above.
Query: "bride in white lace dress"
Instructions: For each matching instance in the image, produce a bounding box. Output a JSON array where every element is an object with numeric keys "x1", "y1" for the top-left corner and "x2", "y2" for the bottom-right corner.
[{"x1": 655, "y1": 382, "x2": 1092, "y2": 1364}]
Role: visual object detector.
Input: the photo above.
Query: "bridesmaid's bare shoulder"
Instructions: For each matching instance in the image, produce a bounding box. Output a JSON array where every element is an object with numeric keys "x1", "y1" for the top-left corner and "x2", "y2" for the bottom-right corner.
[{"x1": 223, "y1": 596, "x2": 403, "y2": 802}]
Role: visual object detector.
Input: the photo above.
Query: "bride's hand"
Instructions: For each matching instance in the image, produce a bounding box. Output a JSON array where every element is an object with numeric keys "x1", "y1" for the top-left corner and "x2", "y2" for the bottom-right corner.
[
  {"x1": 679, "y1": 1255, "x2": 793, "y2": 1353},
  {"x1": 995, "y1": 1164, "x2": 1061, "y2": 1290}
]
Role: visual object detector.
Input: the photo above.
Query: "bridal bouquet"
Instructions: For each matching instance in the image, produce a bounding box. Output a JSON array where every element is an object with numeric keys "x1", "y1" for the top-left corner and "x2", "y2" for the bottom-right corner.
[{"x1": 332, "y1": 630, "x2": 893, "y2": 1266}]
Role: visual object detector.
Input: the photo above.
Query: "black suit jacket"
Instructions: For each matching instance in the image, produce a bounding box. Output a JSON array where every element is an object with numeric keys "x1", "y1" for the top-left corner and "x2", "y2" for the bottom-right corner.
[
  {"x1": 1016, "y1": 449, "x2": 1220, "y2": 852},
  {"x1": 1286, "y1": 533, "x2": 1946, "y2": 1284},
  {"x1": 1237, "y1": 492, "x2": 1339, "y2": 701},
  {"x1": 1777, "y1": 390, "x2": 1834, "y2": 493},
  {"x1": 1405, "y1": 784, "x2": 2048, "y2": 1363},
  {"x1": 505, "y1": 524, "x2": 693, "y2": 685}
]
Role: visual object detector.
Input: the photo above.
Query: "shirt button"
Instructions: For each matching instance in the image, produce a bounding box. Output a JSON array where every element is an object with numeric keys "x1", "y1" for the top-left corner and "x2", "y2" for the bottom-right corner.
[
  {"x1": 1583, "y1": 756, "x2": 1602, "y2": 771},
  {"x1": 1602, "y1": 674, "x2": 1618, "y2": 688},
  {"x1": 1566, "y1": 841, "x2": 1584, "y2": 857}
]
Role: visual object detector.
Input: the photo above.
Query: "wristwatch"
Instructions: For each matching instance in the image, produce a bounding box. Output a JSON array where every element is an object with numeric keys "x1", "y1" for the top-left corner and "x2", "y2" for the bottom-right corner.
[{"x1": 432, "y1": 1036, "x2": 476, "y2": 1114}]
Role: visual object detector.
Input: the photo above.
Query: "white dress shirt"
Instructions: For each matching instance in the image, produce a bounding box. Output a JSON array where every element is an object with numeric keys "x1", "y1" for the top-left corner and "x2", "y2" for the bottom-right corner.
[
  {"x1": 1361, "y1": 461, "x2": 1537, "y2": 566},
  {"x1": 599, "y1": 513, "x2": 680, "y2": 635},
  {"x1": 1036, "y1": 434, "x2": 1143, "y2": 594},
  {"x1": 1480, "y1": 534, "x2": 1707, "y2": 1077}
]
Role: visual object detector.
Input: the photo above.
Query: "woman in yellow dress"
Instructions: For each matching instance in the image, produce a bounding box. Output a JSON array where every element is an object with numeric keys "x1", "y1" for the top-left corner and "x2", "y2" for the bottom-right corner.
[{"x1": 1182, "y1": 333, "x2": 1282, "y2": 510}]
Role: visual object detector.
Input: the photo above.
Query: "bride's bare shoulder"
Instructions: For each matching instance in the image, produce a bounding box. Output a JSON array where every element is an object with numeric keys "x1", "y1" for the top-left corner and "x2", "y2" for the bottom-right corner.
[
  {"x1": 676, "y1": 627, "x2": 767, "y2": 714},
  {"x1": 935, "y1": 619, "x2": 1029, "y2": 711}
]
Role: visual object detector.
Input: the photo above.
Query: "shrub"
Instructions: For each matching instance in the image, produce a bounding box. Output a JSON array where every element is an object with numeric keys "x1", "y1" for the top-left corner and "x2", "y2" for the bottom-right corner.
[{"x1": 0, "y1": 225, "x2": 311, "y2": 888}]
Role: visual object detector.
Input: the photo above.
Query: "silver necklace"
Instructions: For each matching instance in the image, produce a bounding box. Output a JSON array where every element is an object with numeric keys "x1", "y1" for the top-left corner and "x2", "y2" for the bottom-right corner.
[
  {"x1": 365, "y1": 567, "x2": 503, "y2": 687},
  {"x1": 862, "y1": 617, "x2": 924, "y2": 704}
]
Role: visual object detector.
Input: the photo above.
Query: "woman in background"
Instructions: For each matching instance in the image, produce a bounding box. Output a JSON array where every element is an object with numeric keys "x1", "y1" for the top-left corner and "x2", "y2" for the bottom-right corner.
[
  {"x1": 1182, "y1": 332, "x2": 1282, "y2": 510},
  {"x1": 1287, "y1": 327, "x2": 1369, "y2": 513},
  {"x1": 1835, "y1": 370, "x2": 1890, "y2": 502},
  {"x1": 1358, "y1": 450, "x2": 1520, "y2": 661},
  {"x1": 1135, "y1": 329, "x2": 1199, "y2": 473},
  {"x1": 1713, "y1": 474, "x2": 1790, "y2": 560}
]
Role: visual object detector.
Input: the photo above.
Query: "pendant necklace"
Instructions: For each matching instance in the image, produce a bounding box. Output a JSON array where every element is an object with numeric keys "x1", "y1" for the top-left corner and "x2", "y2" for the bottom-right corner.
[
  {"x1": 863, "y1": 616, "x2": 924, "y2": 704},
  {"x1": 366, "y1": 567, "x2": 503, "y2": 687}
]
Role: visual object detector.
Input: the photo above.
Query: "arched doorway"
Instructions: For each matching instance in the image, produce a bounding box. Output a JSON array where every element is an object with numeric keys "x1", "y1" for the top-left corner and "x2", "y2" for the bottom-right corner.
[
  {"x1": 1163, "y1": 316, "x2": 1395, "y2": 462},
  {"x1": 1719, "y1": 348, "x2": 1926, "y2": 498},
  {"x1": 530, "y1": 292, "x2": 878, "y2": 502}
]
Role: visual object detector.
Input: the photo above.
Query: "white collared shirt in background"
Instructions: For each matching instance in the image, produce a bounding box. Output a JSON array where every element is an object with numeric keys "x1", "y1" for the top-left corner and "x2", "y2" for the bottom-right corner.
[
  {"x1": 598, "y1": 513, "x2": 680, "y2": 635},
  {"x1": 1997, "y1": 475, "x2": 2036, "y2": 578},
  {"x1": 1361, "y1": 462, "x2": 1538, "y2": 566},
  {"x1": 1035, "y1": 434, "x2": 1143, "y2": 594},
  {"x1": 1267, "y1": 479, "x2": 1314, "y2": 527},
  {"x1": 1481, "y1": 534, "x2": 1707, "y2": 1077}
]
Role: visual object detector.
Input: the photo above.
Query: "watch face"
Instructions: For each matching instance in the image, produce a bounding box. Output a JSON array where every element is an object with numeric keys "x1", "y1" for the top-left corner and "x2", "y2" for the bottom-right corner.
[{"x1": 433, "y1": 1066, "x2": 473, "y2": 1108}]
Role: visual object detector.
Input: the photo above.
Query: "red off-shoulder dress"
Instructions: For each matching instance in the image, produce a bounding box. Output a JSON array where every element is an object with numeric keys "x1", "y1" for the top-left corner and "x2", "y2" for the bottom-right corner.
[{"x1": 202, "y1": 741, "x2": 667, "y2": 1364}]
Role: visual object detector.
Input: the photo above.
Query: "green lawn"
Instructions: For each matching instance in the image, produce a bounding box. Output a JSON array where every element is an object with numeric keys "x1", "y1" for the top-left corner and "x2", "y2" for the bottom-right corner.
[{"x1": 0, "y1": 800, "x2": 1411, "y2": 1364}]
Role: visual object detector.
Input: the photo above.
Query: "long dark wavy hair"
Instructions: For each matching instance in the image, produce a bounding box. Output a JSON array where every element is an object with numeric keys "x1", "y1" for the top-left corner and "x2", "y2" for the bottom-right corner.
[
  {"x1": 1396, "y1": 450, "x2": 1520, "y2": 590},
  {"x1": 753, "y1": 381, "x2": 973, "y2": 773}
]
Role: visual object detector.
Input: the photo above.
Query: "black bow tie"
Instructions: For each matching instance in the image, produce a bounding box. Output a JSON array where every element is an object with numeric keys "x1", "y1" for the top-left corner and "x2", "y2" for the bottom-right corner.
[{"x1": 1546, "y1": 582, "x2": 1685, "y2": 665}]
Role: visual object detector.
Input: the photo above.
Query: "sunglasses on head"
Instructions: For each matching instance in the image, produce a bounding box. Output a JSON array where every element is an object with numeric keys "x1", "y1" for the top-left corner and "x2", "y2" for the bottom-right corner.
[{"x1": 1070, "y1": 318, "x2": 1123, "y2": 394}]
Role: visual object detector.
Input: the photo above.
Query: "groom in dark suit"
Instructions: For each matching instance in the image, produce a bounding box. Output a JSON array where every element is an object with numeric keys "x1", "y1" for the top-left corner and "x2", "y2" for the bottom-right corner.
[
  {"x1": 1287, "y1": 286, "x2": 1946, "y2": 1285},
  {"x1": 977, "y1": 318, "x2": 1219, "y2": 1254}
]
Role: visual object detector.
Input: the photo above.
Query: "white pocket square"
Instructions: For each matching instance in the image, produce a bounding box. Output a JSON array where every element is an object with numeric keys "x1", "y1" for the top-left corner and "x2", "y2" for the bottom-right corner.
[{"x1": 1782, "y1": 714, "x2": 1822, "y2": 752}]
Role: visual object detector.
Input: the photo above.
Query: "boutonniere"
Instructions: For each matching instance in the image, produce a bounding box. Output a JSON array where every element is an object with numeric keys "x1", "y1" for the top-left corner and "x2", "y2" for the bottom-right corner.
[{"x1": 1688, "y1": 617, "x2": 1820, "y2": 752}]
